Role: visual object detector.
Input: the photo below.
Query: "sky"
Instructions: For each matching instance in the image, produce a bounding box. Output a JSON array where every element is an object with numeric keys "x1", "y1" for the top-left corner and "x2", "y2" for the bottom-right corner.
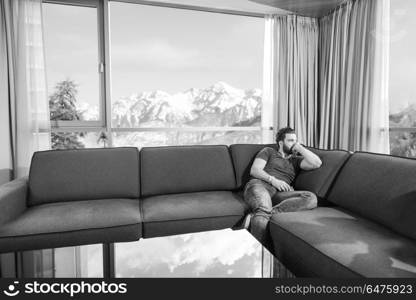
[
  {"x1": 109, "y1": 2, "x2": 264, "y2": 97},
  {"x1": 389, "y1": 0, "x2": 416, "y2": 113},
  {"x1": 43, "y1": 4, "x2": 100, "y2": 118},
  {"x1": 42, "y1": 0, "x2": 416, "y2": 116}
]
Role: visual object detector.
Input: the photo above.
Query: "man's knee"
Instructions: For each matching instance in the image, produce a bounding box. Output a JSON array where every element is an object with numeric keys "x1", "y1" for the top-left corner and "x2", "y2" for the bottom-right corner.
[
  {"x1": 253, "y1": 207, "x2": 273, "y2": 217},
  {"x1": 301, "y1": 191, "x2": 318, "y2": 209},
  {"x1": 246, "y1": 194, "x2": 273, "y2": 213}
]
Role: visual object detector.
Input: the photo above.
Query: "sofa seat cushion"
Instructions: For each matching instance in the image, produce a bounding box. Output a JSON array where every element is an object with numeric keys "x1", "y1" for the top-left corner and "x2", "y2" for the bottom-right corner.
[
  {"x1": 0, "y1": 199, "x2": 142, "y2": 253},
  {"x1": 269, "y1": 207, "x2": 416, "y2": 278},
  {"x1": 142, "y1": 191, "x2": 247, "y2": 238}
]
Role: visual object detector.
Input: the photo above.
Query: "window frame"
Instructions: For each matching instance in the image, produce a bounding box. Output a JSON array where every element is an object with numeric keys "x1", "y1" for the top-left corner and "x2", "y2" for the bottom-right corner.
[
  {"x1": 389, "y1": 127, "x2": 416, "y2": 132},
  {"x1": 43, "y1": 0, "x2": 108, "y2": 130}
]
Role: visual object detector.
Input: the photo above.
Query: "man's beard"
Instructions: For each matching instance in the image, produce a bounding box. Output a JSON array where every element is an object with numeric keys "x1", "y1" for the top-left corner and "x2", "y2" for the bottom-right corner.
[{"x1": 282, "y1": 144, "x2": 293, "y2": 155}]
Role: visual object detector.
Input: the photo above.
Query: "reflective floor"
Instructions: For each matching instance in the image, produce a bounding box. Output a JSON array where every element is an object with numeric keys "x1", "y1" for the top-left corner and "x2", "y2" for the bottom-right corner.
[
  {"x1": 116, "y1": 229, "x2": 268, "y2": 277},
  {"x1": 0, "y1": 229, "x2": 293, "y2": 278}
]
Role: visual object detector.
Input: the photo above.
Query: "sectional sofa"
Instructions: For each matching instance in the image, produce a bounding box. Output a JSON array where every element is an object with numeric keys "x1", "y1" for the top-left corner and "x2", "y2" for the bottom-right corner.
[{"x1": 0, "y1": 144, "x2": 415, "y2": 278}]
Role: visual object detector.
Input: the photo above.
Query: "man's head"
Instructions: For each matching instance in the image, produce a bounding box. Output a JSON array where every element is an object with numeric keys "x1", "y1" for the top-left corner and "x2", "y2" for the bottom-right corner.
[{"x1": 276, "y1": 127, "x2": 297, "y2": 155}]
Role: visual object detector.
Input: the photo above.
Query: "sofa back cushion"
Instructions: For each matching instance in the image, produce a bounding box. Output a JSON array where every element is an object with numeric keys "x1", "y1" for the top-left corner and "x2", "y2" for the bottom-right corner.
[
  {"x1": 229, "y1": 144, "x2": 277, "y2": 190},
  {"x1": 140, "y1": 145, "x2": 236, "y2": 197},
  {"x1": 327, "y1": 152, "x2": 416, "y2": 240},
  {"x1": 294, "y1": 147, "x2": 351, "y2": 203},
  {"x1": 29, "y1": 148, "x2": 140, "y2": 206}
]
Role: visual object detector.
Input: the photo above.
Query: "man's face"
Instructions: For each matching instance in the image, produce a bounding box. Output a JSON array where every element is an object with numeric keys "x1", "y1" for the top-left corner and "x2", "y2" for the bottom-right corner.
[{"x1": 279, "y1": 133, "x2": 297, "y2": 155}]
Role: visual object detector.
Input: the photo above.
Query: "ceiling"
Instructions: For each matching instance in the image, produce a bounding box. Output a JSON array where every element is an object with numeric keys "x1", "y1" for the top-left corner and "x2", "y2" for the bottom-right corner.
[
  {"x1": 126, "y1": 0, "x2": 290, "y2": 15},
  {"x1": 249, "y1": 0, "x2": 347, "y2": 17},
  {"x1": 124, "y1": 0, "x2": 347, "y2": 17}
]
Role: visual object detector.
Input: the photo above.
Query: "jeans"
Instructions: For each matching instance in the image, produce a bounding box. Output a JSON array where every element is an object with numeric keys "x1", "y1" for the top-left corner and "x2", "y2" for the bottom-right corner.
[{"x1": 243, "y1": 178, "x2": 317, "y2": 245}]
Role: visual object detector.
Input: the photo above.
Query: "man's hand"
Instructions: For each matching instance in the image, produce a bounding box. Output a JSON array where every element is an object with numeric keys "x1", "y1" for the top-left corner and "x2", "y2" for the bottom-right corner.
[
  {"x1": 292, "y1": 142, "x2": 322, "y2": 170},
  {"x1": 270, "y1": 177, "x2": 293, "y2": 192},
  {"x1": 291, "y1": 142, "x2": 303, "y2": 153}
]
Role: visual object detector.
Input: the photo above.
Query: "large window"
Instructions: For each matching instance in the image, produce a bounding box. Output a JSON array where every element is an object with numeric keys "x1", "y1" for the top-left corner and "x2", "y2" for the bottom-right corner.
[
  {"x1": 389, "y1": 0, "x2": 416, "y2": 157},
  {"x1": 109, "y1": 2, "x2": 264, "y2": 147},
  {"x1": 43, "y1": 1, "x2": 264, "y2": 149}
]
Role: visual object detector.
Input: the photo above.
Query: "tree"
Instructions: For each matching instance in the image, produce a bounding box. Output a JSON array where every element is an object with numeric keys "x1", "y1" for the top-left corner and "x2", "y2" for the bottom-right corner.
[{"x1": 49, "y1": 79, "x2": 85, "y2": 150}]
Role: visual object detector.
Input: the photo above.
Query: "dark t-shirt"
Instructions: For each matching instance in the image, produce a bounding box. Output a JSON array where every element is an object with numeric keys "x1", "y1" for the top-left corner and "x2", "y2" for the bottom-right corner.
[{"x1": 251, "y1": 147, "x2": 304, "y2": 185}]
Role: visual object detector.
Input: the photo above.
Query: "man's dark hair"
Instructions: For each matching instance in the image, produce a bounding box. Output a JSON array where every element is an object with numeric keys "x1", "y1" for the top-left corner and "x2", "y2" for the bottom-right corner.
[{"x1": 275, "y1": 127, "x2": 296, "y2": 148}]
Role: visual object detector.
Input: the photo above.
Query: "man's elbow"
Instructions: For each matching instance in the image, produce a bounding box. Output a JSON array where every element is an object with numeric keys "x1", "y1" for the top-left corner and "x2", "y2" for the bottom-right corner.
[
  {"x1": 307, "y1": 159, "x2": 322, "y2": 170},
  {"x1": 314, "y1": 159, "x2": 322, "y2": 169},
  {"x1": 250, "y1": 167, "x2": 262, "y2": 178}
]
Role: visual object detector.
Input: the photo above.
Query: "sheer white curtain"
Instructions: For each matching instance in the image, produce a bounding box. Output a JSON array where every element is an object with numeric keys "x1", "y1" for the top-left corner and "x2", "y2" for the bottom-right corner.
[
  {"x1": 0, "y1": 0, "x2": 12, "y2": 184},
  {"x1": 0, "y1": 0, "x2": 50, "y2": 179},
  {"x1": 273, "y1": 15, "x2": 319, "y2": 147},
  {"x1": 262, "y1": 15, "x2": 276, "y2": 144},
  {"x1": 318, "y1": 0, "x2": 390, "y2": 153}
]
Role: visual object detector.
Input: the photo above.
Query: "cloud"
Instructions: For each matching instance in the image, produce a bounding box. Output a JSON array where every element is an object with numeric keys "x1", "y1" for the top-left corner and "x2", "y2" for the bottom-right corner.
[
  {"x1": 111, "y1": 39, "x2": 201, "y2": 70},
  {"x1": 110, "y1": 38, "x2": 257, "y2": 72},
  {"x1": 115, "y1": 229, "x2": 263, "y2": 277}
]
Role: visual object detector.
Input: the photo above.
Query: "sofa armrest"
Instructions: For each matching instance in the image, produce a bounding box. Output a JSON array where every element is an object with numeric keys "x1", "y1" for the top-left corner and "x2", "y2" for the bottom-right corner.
[{"x1": 0, "y1": 177, "x2": 28, "y2": 225}]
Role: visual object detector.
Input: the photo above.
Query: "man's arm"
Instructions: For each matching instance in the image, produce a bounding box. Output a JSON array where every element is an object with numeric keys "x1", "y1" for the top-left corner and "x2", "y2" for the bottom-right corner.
[
  {"x1": 250, "y1": 158, "x2": 292, "y2": 192},
  {"x1": 292, "y1": 143, "x2": 322, "y2": 171}
]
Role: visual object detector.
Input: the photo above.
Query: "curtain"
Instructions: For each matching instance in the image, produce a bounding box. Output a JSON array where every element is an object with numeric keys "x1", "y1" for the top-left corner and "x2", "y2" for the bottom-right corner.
[
  {"x1": 0, "y1": 0, "x2": 50, "y2": 179},
  {"x1": 274, "y1": 15, "x2": 319, "y2": 147},
  {"x1": 318, "y1": 0, "x2": 390, "y2": 153},
  {"x1": 262, "y1": 15, "x2": 276, "y2": 144},
  {"x1": 0, "y1": 0, "x2": 12, "y2": 184}
]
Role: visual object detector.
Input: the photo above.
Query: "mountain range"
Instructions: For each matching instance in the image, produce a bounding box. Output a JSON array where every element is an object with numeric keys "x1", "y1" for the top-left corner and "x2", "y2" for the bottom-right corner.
[
  {"x1": 79, "y1": 82, "x2": 416, "y2": 148},
  {"x1": 389, "y1": 104, "x2": 416, "y2": 127},
  {"x1": 82, "y1": 81, "x2": 416, "y2": 130},
  {"x1": 111, "y1": 81, "x2": 261, "y2": 128}
]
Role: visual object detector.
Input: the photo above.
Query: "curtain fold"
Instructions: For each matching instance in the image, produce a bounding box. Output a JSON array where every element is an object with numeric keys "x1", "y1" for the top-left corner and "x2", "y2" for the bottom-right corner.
[
  {"x1": 274, "y1": 15, "x2": 319, "y2": 147},
  {"x1": 318, "y1": 0, "x2": 390, "y2": 153},
  {"x1": 0, "y1": 0, "x2": 50, "y2": 179}
]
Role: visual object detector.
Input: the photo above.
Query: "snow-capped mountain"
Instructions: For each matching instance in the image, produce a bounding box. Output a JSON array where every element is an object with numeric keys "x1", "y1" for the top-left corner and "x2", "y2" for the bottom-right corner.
[
  {"x1": 111, "y1": 81, "x2": 262, "y2": 128},
  {"x1": 390, "y1": 104, "x2": 416, "y2": 128},
  {"x1": 76, "y1": 82, "x2": 262, "y2": 147}
]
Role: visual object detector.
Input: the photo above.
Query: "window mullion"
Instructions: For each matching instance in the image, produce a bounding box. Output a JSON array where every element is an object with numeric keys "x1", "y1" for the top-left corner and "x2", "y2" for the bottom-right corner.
[{"x1": 102, "y1": 0, "x2": 113, "y2": 147}]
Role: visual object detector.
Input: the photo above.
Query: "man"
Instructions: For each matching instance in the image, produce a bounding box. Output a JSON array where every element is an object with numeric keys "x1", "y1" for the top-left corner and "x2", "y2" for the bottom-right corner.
[{"x1": 243, "y1": 127, "x2": 322, "y2": 245}]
